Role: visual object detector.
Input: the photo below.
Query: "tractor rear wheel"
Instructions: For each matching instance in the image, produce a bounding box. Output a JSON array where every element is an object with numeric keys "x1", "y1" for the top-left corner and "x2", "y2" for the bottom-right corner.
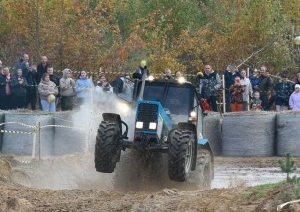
[
  {"x1": 168, "y1": 129, "x2": 195, "y2": 181},
  {"x1": 95, "y1": 121, "x2": 121, "y2": 173}
]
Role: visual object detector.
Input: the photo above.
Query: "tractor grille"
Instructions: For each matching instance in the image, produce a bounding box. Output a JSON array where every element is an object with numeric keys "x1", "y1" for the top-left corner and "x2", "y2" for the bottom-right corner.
[{"x1": 137, "y1": 103, "x2": 158, "y2": 122}]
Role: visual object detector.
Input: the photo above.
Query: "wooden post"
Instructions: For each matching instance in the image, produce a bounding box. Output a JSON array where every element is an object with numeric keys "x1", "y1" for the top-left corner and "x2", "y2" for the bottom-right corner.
[{"x1": 222, "y1": 74, "x2": 226, "y2": 113}]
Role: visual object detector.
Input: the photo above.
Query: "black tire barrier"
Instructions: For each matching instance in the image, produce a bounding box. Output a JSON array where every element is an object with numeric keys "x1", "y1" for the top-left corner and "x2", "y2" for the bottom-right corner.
[
  {"x1": 276, "y1": 111, "x2": 300, "y2": 156},
  {"x1": 0, "y1": 111, "x2": 5, "y2": 152},
  {"x1": 222, "y1": 111, "x2": 276, "y2": 157},
  {"x1": 203, "y1": 112, "x2": 222, "y2": 156},
  {"x1": 53, "y1": 111, "x2": 86, "y2": 155},
  {"x1": 2, "y1": 112, "x2": 54, "y2": 156}
]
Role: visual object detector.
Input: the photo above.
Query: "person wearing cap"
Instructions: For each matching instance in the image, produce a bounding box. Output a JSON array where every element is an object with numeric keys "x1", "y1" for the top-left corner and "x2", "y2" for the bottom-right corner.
[
  {"x1": 273, "y1": 73, "x2": 293, "y2": 112},
  {"x1": 132, "y1": 60, "x2": 150, "y2": 80},
  {"x1": 289, "y1": 84, "x2": 300, "y2": 111}
]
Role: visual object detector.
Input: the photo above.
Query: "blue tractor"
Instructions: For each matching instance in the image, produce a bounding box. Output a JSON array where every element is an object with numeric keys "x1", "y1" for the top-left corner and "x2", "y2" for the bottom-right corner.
[{"x1": 94, "y1": 78, "x2": 214, "y2": 186}]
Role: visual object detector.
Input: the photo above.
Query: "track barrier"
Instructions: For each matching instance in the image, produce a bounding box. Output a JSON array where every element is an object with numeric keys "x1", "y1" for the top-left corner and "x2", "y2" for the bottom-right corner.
[{"x1": 1, "y1": 110, "x2": 300, "y2": 158}]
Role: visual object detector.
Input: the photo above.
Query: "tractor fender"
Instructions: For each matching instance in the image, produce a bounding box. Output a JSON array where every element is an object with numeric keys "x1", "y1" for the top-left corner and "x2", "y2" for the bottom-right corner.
[{"x1": 102, "y1": 113, "x2": 121, "y2": 122}]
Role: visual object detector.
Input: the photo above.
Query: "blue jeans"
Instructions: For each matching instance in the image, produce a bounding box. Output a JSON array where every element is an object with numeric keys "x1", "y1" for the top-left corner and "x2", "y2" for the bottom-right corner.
[{"x1": 41, "y1": 99, "x2": 56, "y2": 112}]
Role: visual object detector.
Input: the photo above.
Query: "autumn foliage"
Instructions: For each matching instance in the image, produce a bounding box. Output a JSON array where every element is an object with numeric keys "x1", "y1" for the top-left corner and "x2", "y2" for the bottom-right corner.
[{"x1": 0, "y1": 0, "x2": 299, "y2": 79}]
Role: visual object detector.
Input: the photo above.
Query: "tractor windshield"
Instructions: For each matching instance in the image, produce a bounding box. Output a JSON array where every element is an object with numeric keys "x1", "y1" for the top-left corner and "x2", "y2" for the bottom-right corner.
[{"x1": 143, "y1": 83, "x2": 192, "y2": 116}]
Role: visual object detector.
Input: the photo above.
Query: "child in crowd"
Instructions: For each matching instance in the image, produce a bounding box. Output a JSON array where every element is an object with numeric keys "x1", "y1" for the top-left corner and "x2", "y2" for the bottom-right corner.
[
  {"x1": 289, "y1": 84, "x2": 300, "y2": 111},
  {"x1": 250, "y1": 91, "x2": 263, "y2": 111},
  {"x1": 229, "y1": 76, "x2": 245, "y2": 112}
]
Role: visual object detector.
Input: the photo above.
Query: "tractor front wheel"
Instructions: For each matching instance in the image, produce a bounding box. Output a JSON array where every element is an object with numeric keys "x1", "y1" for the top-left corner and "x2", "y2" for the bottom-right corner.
[
  {"x1": 94, "y1": 121, "x2": 121, "y2": 173},
  {"x1": 168, "y1": 129, "x2": 195, "y2": 181}
]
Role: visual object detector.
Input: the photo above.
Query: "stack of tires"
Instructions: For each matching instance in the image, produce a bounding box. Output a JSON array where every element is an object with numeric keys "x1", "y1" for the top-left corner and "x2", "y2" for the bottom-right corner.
[
  {"x1": 276, "y1": 111, "x2": 300, "y2": 156},
  {"x1": 203, "y1": 112, "x2": 222, "y2": 155},
  {"x1": 2, "y1": 111, "x2": 54, "y2": 156},
  {"x1": 53, "y1": 111, "x2": 86, "y2": 155},
  {"x1": 222, "y1": 111, "x2": 276, "y2": 157},
  {"x1": 0, "y1": 111, "x2": 5, "y2": 152}
]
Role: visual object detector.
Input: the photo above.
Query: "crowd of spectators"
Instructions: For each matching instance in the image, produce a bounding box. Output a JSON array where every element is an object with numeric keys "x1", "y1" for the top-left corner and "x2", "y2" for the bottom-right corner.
[
  {"x1": 1, "y1": 54, "x2": 300, "y2": 113},
  {"x1": 0, "y1": 54, "x2": 115, "y2": 112},
  {"x1": 198, "y1": 63, "x2": 300, "y2": 112}
]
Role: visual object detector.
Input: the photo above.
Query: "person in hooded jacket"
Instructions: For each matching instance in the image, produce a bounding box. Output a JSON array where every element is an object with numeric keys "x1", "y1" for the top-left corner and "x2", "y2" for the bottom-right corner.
[
  {"x1": 75, "y1": 70, "x2": 94, "y2": 107},
  {"x1": 38, "y1": 73, "x2": 58, "y2": 112},
  {"x1": 11, "y1": 69, "x2": 28, "y2": 109},
  {"x1": 60, "y1": 68, "x2": 76, "y2": 111},
  {"x1": 289, "y1": 84, "x2": 300, "y2": 111}
]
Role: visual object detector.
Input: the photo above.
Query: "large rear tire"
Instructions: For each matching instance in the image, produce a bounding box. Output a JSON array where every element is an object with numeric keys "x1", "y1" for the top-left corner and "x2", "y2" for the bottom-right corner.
[
  {"x1": 168, "y1": 129, "x2": 195, "y2": 181},
  {"x1": 94, "y1": 121, "x2": 121, "y2": 173}
]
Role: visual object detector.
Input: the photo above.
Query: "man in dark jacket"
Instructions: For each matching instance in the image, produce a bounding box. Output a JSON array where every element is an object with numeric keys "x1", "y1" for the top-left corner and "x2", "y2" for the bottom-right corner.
[
  {"x1": 26, "y1": 65, "x2": 38, "y2": 110},
  {"x1": 36, "y1": 56, "x2": 50, "y2": 84},
  {"x1": 258, "y1": 66, "x2": 273, "y2": 110},
  {"x1": 199, "y1": 64, "x2": 222, "y2": 112}
]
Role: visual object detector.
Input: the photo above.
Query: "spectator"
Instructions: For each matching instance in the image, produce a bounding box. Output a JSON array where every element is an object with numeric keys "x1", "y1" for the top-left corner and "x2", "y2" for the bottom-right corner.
[
  {"x1": 36, "y1": 56, "x2": 50, "y2": 84},
  {"x1": 249, "y1": 68, "x2": 260, "y2": 91},
  {"x1": 46, "y1": 66, "x2": 60, "y2": 87},
  {"x1": 38, "y1": 73, "x2": 58, "y2": 112},
  {"x1": 199, "y1": 64, "x2": 222, "y2": 112},
  {"x1": 223, "y1": 64, "x2": 240, "y2": 112},
  {"x1": 11, "y1": 69, "x2": 28, "y2": 109},
  {"x1": 250, "y1": 91, "x2": 263, "y2": 111},
  {"x1": 160, "y1": 68, "x2": 175, "y2": 82},
  {"x1": 60, "y1": 68, "x2": 76, "y2": 111},
  {"x1": 47, "y1": 66, "x2": 60, "y2": 107},
  {"x1": 175, "y1": 71, "x2": 182, "y2": 80},
  {"x1": 240, "y1": 69, "x2": 253, "y2": 111},
  {"x1": 0, "y1": 67, "x2": 13, "y2": 110},
  {"x1": 273, "y1": 73, "x2": 293, "y2": 112},
  {"x1": 293, "y1": 72, "x2": 300, "y2": 91},
  {"x1": 289, "y1": 84, "x2": 300, "y2": 111},
  {"x1": 26, "y1": 64, "x2": 38, "y2": 110},
  {"x1": 95, "y1": 75, "x2": 112, "y2": 93},
  {"x1": 258, "y1": 66, "x2": 273, "y2": 110},
  {"x1": 75, "y1": 70, "x2": 94, "y2": 107},
  {"x1": 133, "y1": 60, "x2": 150, "y2": 80},
  {"x1": 15, "y1": 54, "x2": 30, "y2": 74},
  {"x1": 229, "y1": 76, "x2": 245, "y2": 112},
  {"x1": 0, "y1": 60, "x2": 3, "y2": 76}
]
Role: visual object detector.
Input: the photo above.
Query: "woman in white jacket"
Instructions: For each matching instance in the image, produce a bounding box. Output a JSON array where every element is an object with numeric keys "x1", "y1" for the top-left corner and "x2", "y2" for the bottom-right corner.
[{"x1": 240, "y1": 69, "x2": 253, "y2": 111}]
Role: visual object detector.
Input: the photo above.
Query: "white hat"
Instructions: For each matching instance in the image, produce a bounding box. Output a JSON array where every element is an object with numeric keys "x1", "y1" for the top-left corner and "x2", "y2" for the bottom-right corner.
[{"x1": 295, "y1": 84, "x2": 300, "y2": 89}]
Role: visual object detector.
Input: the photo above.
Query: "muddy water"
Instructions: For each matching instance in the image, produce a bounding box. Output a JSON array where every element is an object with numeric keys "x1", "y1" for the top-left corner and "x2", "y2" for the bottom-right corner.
[
  {"x1": 11, "y1": 155, "x2": 300, "y2": 190},
  {"x1": 212, "y1": 156, "x2": 300, "y2": 188}
]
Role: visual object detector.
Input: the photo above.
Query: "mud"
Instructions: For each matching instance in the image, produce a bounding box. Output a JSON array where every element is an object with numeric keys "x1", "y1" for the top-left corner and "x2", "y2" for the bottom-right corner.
[{"x1": 1, "y1": 154, "x2": 300, "y2": 211}]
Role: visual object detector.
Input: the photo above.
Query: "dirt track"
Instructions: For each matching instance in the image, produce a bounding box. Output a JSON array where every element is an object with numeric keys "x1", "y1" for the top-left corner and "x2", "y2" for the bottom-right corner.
[{"x1": 1, "y1": 154, "x2": 300, "y2": 211}]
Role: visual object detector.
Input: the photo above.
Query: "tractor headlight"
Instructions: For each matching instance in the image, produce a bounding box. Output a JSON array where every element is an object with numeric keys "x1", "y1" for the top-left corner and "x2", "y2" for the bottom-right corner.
[
  {"x1": 136, "y1": 121, "x2": 143, "y2": 129},
  {"x1": 116, "y1": 101, "x2": 130, "y2": 115},
  {"x1": 149, "y1": 122, "x2": 157, "y2": 130},
  {"x1": 189, "y1": 111, "x2": 197, "y2": 121},
  {"x1": 178, "y1": 77, "x2": 186, "y2": 84},
  {"x1": 147, "y1": 75, "x2": 154, "y2": 81}
]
